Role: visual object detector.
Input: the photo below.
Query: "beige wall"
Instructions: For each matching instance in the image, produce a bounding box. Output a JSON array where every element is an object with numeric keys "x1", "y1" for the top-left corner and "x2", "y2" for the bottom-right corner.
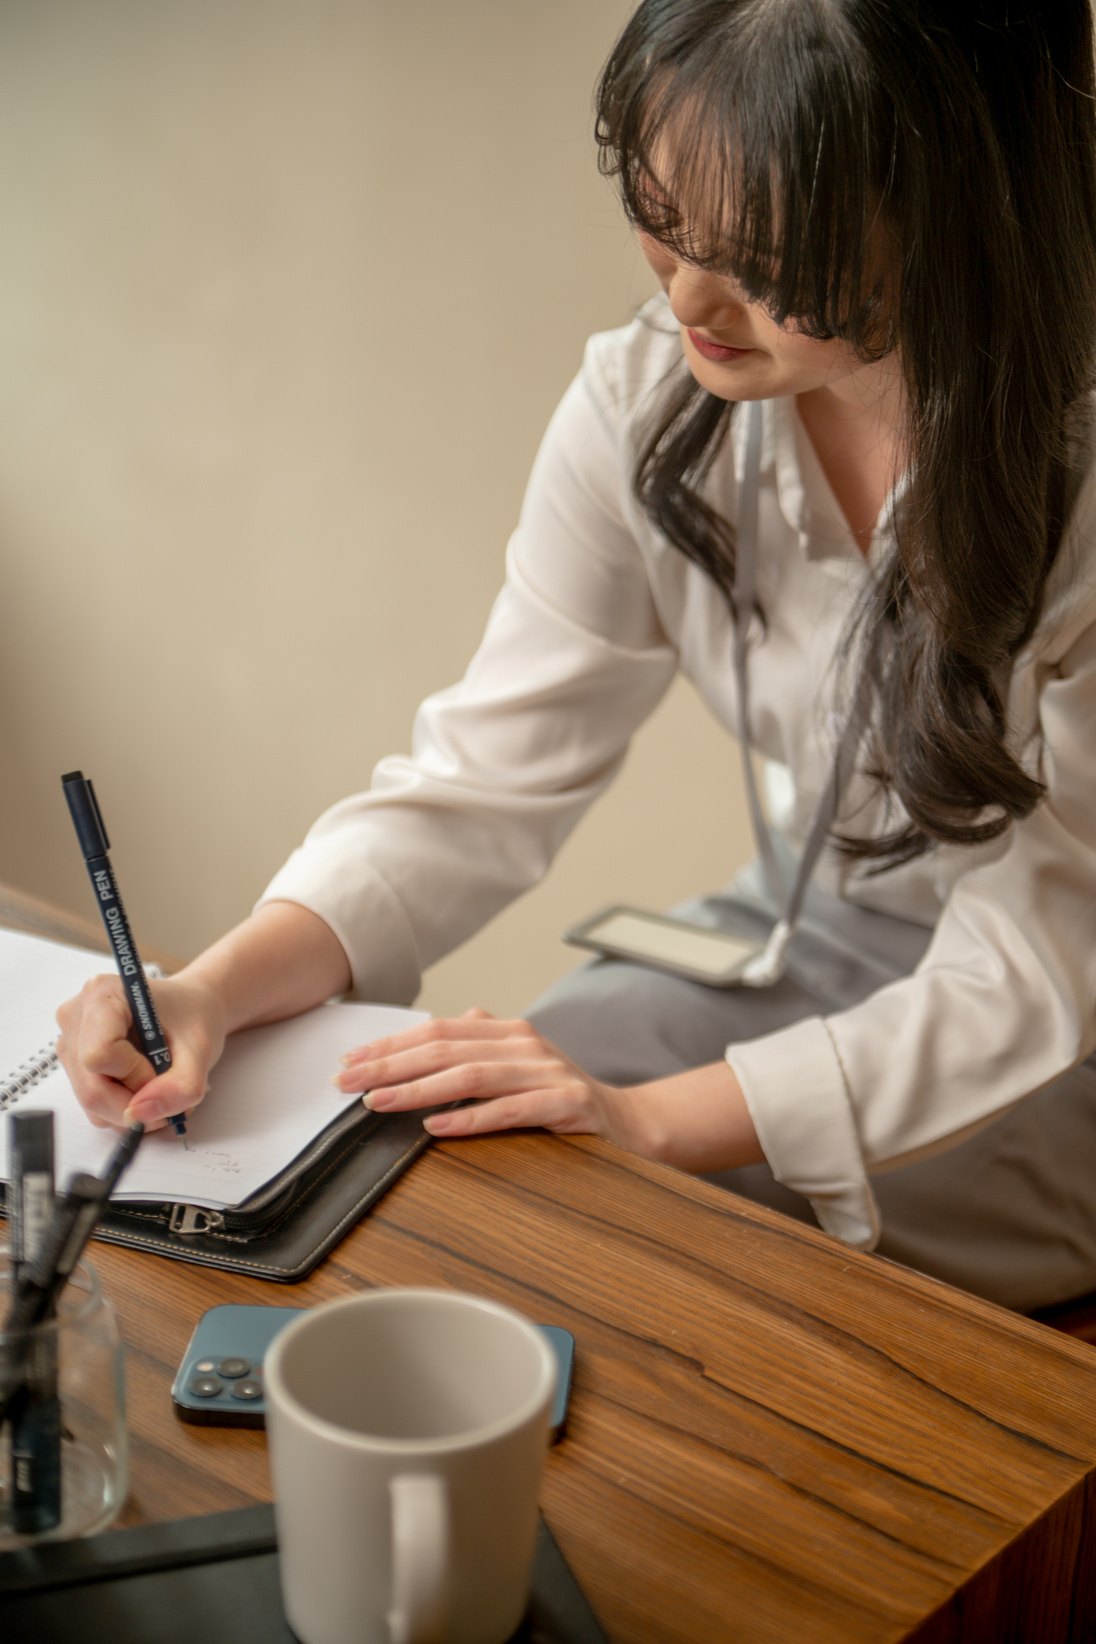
[{"x1": 0, "y1": 0, "x2": 752, "y2": 1018}]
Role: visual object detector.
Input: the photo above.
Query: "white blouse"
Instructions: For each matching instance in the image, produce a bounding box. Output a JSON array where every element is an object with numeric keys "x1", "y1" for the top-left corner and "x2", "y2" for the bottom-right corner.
[{"x1": 260, "y1": 294, "x2": 1096, "y2": 1251}]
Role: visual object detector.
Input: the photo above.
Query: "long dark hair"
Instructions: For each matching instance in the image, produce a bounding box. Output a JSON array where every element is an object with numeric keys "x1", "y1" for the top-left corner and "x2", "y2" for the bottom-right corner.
[{"x1": 595, "y1": 0, "x2": 1096, "y2": 866}]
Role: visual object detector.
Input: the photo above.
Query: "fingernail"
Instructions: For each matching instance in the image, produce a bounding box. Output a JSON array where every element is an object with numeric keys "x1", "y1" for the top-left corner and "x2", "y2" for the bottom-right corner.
[
  {"x1": 125, "y1": 1098, "x2": 164, "y2": 1124},
  {"x1": 423, "y1": 1115, "x2": 451, "y2": 1135},
  {"x1": 362, "y1": 1091, "x2": 392, "y2": 1112}
]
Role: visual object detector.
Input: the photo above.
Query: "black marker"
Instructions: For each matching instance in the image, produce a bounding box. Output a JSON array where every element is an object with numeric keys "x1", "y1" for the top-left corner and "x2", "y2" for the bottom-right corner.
[
  {"x1": 101, "y1": 1121, "x2": 146, "y2": 1196},
  {"x1": 8, "y1": 1111, "x2": 61, "y2": 1533},
  {"x1": 0, "y1": 1140, "x2": 144, "y2": 1475},
  {"x1": 61, "y1": 771, "x2": 186, "y2": 1137},
  {"x1": 9, "y1": 1111, "x2": 55, "y2": 1288},
  {"x1": 0, "y1": 1173, "x2": 110, "y2": 1428}
]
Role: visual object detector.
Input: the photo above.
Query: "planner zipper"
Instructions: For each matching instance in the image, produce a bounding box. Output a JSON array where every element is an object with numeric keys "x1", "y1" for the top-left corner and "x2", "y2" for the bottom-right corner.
[{"x1": 168, "y1": 1205, "x2": 226, "y2": 1235}]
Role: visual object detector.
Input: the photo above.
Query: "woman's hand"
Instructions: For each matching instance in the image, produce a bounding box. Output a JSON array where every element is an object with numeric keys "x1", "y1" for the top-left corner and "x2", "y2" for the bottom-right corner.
[
  {"x1": 334, "y1": 1008, "x2": 764, "y2": 1174},
  {"x1": 56, "y1": 900, "x2": 353, "y2": 1135},
  {"x1": 336, "y1": 1008, "x2": 638, "y2": 1146},
  {"x1": 55, "y1": 973, "x2": 226, "y2": 1133}
]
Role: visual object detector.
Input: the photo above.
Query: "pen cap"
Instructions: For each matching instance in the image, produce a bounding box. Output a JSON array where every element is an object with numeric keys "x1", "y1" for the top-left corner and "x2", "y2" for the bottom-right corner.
[
  {"x1": 9, "y1": 1110, "x2": 55, "y2": 1172},
  {"x1": 9, "y1": 1110, "x2": 56, "y2": 1273},
  {"x1": 62, "y1": 1172, "x2": 109, "y2": 1206},
  {"x1": 62, "y1": 771, "x2": 110, "y2": 859}
]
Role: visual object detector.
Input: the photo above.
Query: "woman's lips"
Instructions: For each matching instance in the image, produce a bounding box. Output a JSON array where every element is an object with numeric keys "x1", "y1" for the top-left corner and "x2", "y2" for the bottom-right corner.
[{"x1": 686, "y1": 328, "x2": 755, "y2": 363}]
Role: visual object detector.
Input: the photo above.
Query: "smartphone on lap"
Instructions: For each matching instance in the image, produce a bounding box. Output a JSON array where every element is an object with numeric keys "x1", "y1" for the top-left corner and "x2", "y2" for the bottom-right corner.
[{"x1": 564, "y1": 905, "x2": 764, "y2": 987}]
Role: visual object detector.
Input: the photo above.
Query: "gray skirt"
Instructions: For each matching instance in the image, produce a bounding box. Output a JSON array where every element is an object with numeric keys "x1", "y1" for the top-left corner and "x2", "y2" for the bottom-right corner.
[{"x1": 525, "y1": 867, "x2": 1096, "y2": 1314}]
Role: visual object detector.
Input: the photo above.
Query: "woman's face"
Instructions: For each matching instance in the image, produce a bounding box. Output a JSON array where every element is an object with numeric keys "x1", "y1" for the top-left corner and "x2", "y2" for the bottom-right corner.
[{"x1": 637, "y1": 230, "x2": 883, "y2": 404}]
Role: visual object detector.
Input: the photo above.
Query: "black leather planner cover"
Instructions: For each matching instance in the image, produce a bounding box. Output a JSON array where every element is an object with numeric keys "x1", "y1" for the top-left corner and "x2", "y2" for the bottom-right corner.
[
  {"x1": 0, "y1": 1108, "x2": 435, "y2": 1284},
  {"x1": 0, "y1": 1502, "x2": 608, "y2": 1644}
]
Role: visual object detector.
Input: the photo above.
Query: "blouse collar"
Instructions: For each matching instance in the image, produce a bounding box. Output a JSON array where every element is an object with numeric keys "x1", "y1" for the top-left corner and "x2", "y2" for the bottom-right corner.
[{"x1": 764, "y1": 395, "x2": 906, "y2": 566}]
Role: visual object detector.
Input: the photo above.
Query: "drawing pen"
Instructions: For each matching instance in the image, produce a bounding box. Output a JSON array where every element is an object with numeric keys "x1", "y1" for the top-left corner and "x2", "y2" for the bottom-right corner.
[
  {"x1": 61, "y1": 771, "x2": 186, "y2": 1137},
  {"x1": 8, "y1": 1110, "x2": 61, "y2": 1533}
]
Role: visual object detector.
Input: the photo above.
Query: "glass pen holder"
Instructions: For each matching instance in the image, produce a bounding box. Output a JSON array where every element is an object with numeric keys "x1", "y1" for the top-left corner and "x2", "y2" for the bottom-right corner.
[{"x1": 0, "y1": 1248, "x2": 127, "y2": 1547}]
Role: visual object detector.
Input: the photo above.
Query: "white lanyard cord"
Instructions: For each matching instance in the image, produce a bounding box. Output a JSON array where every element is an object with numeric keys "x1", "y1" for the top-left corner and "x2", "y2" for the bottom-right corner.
[{"x1": 732, "y1": 399, "x2": 872, "y2": 986}]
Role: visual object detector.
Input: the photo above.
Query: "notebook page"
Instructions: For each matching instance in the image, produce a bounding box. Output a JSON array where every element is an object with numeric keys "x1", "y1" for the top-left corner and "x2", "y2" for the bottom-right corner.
[
  {"x1": 0, "y1": 928, "x2": 115, "y2": 1081},
  {"x1": 1, "y1": 998, "x2": 428, "y2": 1209}
]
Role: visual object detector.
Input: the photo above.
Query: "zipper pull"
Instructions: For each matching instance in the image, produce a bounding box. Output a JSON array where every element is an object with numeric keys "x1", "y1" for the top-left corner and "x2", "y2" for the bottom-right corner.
[{"x1": 168, "y1": 1204, "x2": 225, "y2": 1236}]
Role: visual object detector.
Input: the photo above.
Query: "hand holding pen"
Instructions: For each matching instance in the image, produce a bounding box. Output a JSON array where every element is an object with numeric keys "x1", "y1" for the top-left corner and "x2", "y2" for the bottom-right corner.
[{"x1": 61, "y1": 772, "x2": 187, "y2": 1139}]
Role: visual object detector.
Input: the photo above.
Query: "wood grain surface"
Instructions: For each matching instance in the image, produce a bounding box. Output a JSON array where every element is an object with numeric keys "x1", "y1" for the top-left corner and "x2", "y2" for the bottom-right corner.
[
  {"x1": 0, "y1": 880, "x2": 180, "y2": 974},
  {"x1": 6, "y1": 887, "x2": 1096, "y2": 1641}
]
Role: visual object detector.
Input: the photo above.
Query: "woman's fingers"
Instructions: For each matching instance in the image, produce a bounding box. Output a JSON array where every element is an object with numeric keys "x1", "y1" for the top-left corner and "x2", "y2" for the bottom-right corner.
[
  {"x1": 358, "y1": 1051, "x2": 586, "y2": 1112},
  {"x1": 338, "y1": 1009, "x2": 515, "y2": 1072},
  {"x1": 55, "y1": 972, "x2": 223, "y2": 1133},
  {"x1": 424, "y1": 1086, "x2": 593, "y2": 1138},
  {"x1": 57, "y1": 976, "x2": 141, "y2": 1083},
  {"x1": 337, "y1": 1034, "x2": 546, "y2": 1099},
  {"x1": 336, "y1": 1011, "x2": 613, "y2": 1142},
  {"x1": 335, "y1": 1013, "x2": 539, "y2": 1092},
  {"x1": 122, "y1": 1055, "x2": 206, "y2": 1128},
  {"x1": 57, "y1": 975, "x2": 152, "y2": 1129}
]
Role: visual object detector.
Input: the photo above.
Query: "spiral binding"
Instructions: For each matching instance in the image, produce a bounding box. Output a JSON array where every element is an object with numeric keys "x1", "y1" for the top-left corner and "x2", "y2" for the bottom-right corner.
[{"x1": 0, "y1": 1042, "x2": 59, "y2": 1109}]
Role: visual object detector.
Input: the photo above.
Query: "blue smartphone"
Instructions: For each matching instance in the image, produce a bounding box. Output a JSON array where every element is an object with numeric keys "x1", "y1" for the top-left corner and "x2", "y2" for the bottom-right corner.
[
  {"x1": 172, "y1": 1304, "x2": 575, "y2": 1440},
  {"x1": 171, "y1": 1305, "x2": 302, "y2": 1429}
]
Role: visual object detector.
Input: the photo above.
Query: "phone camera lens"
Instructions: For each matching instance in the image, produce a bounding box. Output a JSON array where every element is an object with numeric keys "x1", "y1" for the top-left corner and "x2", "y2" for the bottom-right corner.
[
  {"x1": 231, "y1": 1379, "x2": 264, "y2": 1401},
  {"x1": 189, "y1": 1374, "x2": 224, "y2": 1398},
  {"x1": 218, "y1": 1358, "x2": 251, "y2": 1378}
]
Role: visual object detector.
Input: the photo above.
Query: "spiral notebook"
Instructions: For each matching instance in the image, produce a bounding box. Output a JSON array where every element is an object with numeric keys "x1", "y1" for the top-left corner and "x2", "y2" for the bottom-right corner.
[{"x1": 0, "y1": 926, "x2": 427, "y2": 1213}]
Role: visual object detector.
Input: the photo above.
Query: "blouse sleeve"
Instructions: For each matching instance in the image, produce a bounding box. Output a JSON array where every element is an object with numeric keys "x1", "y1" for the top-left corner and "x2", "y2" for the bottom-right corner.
[
  {"x1": 727, "y1": 509, "x2": 1096, "y2": 1250},
  {"x1": 258, "y1": 364, "x2": 677, "y2": 1004}
]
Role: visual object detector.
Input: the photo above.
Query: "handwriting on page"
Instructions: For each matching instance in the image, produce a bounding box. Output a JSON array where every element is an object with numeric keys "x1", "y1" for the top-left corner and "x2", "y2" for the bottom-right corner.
[{"x1": 189, "y1": 1150, "x2": 243, "y2": 1178}]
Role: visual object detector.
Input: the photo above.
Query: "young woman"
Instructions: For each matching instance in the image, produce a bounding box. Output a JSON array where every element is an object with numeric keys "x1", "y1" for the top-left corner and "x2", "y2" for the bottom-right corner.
[{"x1": 58, "y1": 0, "x2": 1096, "y2": 1312}]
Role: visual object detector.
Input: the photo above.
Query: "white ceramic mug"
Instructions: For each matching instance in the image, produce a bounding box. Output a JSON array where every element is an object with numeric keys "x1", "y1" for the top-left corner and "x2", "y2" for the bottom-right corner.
[{"x1": 264, "y1": 1288, "x2": 557, "y2": 1644}]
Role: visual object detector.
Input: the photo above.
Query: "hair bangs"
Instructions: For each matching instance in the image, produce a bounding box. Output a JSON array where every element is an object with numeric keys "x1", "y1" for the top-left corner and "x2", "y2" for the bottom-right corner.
[
  {"x1": 596, "y1": 0, "x2": 895, "y2": 351},
  {"x1": 598, "y1": 0, "x2": 1096, "y2": 868}
]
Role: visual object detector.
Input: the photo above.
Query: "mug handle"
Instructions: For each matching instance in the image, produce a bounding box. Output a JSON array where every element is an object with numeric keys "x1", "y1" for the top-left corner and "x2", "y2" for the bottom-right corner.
[{"x1": 387, "y1": 1473, "x2": 450, "y2": 1644}]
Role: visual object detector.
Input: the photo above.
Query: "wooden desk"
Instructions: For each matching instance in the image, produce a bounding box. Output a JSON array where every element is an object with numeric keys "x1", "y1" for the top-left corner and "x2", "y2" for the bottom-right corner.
[{"x1": 6, "y1": 882, "x2": 1096, "y2": 1642}]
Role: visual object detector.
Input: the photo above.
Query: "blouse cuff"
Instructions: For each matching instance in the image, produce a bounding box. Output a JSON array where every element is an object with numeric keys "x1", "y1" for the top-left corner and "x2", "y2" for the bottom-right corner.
[
  {"x1": 257, "y1": 840, "x2": 421, "y2": 1007},
  {"x1": 725, "y1": 1015, "x2": 881, "y2": 1249}
]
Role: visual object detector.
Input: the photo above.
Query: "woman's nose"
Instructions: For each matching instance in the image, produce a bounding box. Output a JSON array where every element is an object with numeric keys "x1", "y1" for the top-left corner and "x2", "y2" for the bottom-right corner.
[{"x1": 666, "y1": 265, "x2": 746, "y2": 332}]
